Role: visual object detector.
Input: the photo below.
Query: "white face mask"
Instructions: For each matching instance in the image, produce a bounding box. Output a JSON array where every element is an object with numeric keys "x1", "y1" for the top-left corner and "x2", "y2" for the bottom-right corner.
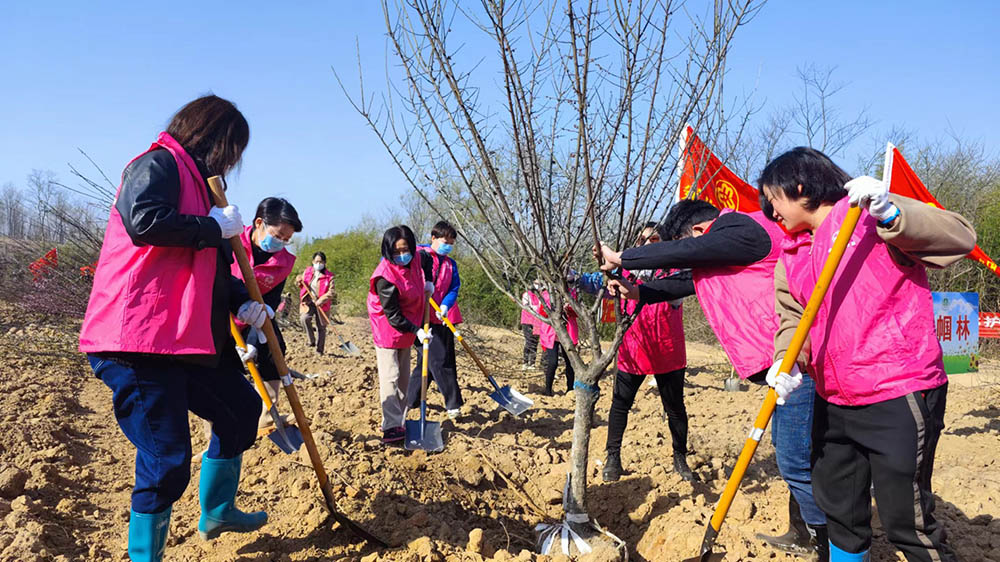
[{"x1": 313, "y1": 263, "x2": 324, "y2": 272}]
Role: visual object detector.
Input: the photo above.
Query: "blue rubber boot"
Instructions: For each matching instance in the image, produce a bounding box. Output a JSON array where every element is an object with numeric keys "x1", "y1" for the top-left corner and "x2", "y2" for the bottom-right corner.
[
  {"x1": 128, "y1": 507, "x2": 171, "y2": 561},
  {"x1": 830, "y1": 542, "x2": 869, "y2": 561},
  {"x1": 197, "y1": 453, "x2": 267, "y2": 540}
]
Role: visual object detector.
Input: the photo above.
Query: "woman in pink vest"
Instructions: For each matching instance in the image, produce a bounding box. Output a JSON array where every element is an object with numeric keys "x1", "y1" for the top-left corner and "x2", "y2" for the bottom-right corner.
[
  {"x1": 519, "y1": 283, "x2": 543, "y2": 370},
  {"x1": 231, "y1": 197, "x2": 302, "y2": 428},
  {"x1": 297, "y1": 251, "x2": 335, "y2": 354},
  {"x1": 78, "y1": 96, "x2": 271, "y2": 561},
  {"x1": 405, "y1": 220, "x2": 466, "y2": 419},
  {"x1": 598, "y1": 200, "x2": 828, "y2": 559},
  {"x1": 759, "y1": 147, "x2": 975, "y2": 562},
  {"x1": 536, "y1": 285, "x2": 579, "y2": 395},
  {"x1": 367, "y1": 225, "x2": 433, "y2": 444},
  {"x1": 579, "y1": 222, "x2": 692, "y2": 482}
]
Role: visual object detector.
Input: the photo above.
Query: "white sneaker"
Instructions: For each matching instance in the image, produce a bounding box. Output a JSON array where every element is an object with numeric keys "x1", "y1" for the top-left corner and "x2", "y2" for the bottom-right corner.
[{"x1": 447, "y1": 409, "x2": 461, "y2": 420}]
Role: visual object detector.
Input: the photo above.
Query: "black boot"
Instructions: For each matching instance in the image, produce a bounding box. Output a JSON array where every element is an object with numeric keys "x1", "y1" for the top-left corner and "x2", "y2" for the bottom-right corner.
[
  {"x1": 602, "y1": 451, "x2": 623, "y2": 482},
  {"x1": 755, "y1": 494, "x2": 814, "y2": 557},
  {"x1": 672, "y1": 451, "x2": 697, "y2": 482},
  {"x1": 808, "y1": 524, "x2": 829, "y2": 562}
]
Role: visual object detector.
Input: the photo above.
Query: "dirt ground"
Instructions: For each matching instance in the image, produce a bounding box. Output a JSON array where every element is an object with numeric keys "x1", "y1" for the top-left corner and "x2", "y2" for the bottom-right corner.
[{"x1": 1, "y1": 303, "x2": 998, "y2": 561}]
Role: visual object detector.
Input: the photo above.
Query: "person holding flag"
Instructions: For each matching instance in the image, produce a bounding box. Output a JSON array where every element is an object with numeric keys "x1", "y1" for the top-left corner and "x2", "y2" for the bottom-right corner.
[{"x1": 759, "y1": 147, "x2": 974, "y2": 562}]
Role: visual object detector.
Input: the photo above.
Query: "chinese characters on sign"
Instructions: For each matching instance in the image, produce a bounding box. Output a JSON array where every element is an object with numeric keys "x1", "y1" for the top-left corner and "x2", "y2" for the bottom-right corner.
[{"x1": 932, "y1": 292, "x2": 979, "y2": 374}]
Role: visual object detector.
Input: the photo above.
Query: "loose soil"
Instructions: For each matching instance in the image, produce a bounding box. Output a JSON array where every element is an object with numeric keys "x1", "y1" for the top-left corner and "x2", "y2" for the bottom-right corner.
[{"x1": 1, "y1": 303, "x2": 998, "y2": 561}]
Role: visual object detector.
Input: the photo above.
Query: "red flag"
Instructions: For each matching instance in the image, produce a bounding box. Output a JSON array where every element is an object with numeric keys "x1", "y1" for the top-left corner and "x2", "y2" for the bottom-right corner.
[
  {"x1": 28, "y1": 248, "x2": 59, "y2": 281},
  {"x1": 677, "y1": 125, "x2": 761, "y2": 213},
  {"x1": 884, "y1": 143, "x2": 1000, "y2": 279},
  {"x1": 981, "y1": 312, "x2": 1000, "y2": 339}
]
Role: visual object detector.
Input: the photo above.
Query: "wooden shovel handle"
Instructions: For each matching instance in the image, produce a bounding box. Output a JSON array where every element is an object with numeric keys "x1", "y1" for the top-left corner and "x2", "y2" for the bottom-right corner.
[{"x1": 428, "y1": 297, "x2": 492, "y2": 379}]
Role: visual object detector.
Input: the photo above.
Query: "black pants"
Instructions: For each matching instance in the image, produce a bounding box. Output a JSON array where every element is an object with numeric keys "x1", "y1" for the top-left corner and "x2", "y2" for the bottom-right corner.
[
  {"x1": 521, "y1": 324, "x2": 539, "y2": 365},
  {"x1": 407, "y1": 324, "x2": 463, "y2": 410},
  {"x1": 812, "y1": 384, "x2": 956, "y2": 561},
  {"x1": 605, "y1": 368, "x2": 687, "y2": 455},
  {"x1": 543, "y1": 342, "x2": 575, "y2": 393}
]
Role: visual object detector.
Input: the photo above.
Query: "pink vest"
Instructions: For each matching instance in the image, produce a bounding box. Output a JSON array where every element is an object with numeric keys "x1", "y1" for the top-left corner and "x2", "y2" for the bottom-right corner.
[
  {"x1": 300, "y1": 265, "x2": 334, "y2": 312},
  {"x1": 231, "y1": 226, "x2": 295, "y2": 295},
  {"x1": 693, "y1": 210, "x2": 786, "y2": 379},
  {"x1": 367, "y1": 258, "x2": 426, "y2": 348},
  {"x1": 781, "y1": 198, "x2": 946, "y2": 406},
  {"x1": 520, "y1": 291, "x2": 540, "y2": 326},
  {"x1": 617, "y1": 271, "x2": 686, "y2": 375},
  {"x1": 420, "y1": 247, "x2": 463, "y2": 325},
  {"x1": 79, "y1": 133, "x2": 218, "y2": 355},
  {"x1": 537, "y1": 290, "x2": 580, "y2": 349}
]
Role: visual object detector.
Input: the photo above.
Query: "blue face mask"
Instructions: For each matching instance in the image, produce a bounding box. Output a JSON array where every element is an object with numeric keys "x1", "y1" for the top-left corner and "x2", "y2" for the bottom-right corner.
[
  {"x1": 393, "y1": 252, "x2": 412, "y2": 266},
  {"x1": 435, "y1": 243, "x2": 453, "y2": 256},
  {"x1": 259, "y1": 233, "x2": 288, "y2": 253}
]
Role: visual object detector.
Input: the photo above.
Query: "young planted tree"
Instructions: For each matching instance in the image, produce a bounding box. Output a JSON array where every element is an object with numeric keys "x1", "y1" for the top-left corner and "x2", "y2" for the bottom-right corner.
[{"x1": 341, "y1": 0, "x2": 760, "y2": 553}]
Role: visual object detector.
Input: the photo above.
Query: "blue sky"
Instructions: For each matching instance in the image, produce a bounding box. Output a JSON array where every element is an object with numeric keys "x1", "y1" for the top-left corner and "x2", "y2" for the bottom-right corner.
[{"x1": 2, "y1": 1, "x2": 997, "y2": 240}]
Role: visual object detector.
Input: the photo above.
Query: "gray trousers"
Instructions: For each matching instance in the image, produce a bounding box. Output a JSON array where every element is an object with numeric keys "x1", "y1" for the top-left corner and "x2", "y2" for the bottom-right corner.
[
  {"x1": 300, "y1": 303, "x2": 327, "y2": 354},
  {"x1": 375, "y1": 346, "x2": 411, "y2": 431}
]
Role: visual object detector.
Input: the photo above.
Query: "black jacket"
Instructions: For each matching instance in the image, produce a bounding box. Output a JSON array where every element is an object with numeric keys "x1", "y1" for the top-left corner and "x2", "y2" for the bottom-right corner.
[
  {"x1": 625, "y1": 212, "x2": 771, "y2": 305},
  {"x1": 112, "y1": 148, "x2": 249, "y2": 367}
]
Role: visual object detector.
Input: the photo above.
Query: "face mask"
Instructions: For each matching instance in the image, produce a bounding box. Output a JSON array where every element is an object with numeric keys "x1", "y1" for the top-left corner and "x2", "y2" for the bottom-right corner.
[
  {"x1": 259, "y1": 233, "x2": 287, "y2": 253},
  {"x1": 435, "y1": 243, "x2": 453, "y2": 256},
  {"x1": 393, "y1": 252, "x2": 412, "y2": 266},
  {"x1": 313, "y1": 263, "x2": 324, "y2": 272}
]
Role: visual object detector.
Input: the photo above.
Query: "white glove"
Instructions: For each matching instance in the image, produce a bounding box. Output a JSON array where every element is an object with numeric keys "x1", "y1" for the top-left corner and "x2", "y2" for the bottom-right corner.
[
  {"x1": 416, "y1": 328, "x2": 433, "y2": 345},
  {"x1": 424, "y1": 281, "x2": 435, "y2": 294},
  {"x1": 435, "y1": 304, "x2": 449, "y2": 320},
  {"x1": 208, "y1": 205, "x2": 244, "y2": 238},
  {"x1": 766, "y1": 359, "x2": 804, "y2": 406},
  {"x1": 235, "y1": 343, "x2": 257, "y2": 364},
  {"x1": 237, "y1": 301, "x2": 274, "y2": 329},
  {"x1": 846, "y1": 175, "x2": 898, "y2": 223}
]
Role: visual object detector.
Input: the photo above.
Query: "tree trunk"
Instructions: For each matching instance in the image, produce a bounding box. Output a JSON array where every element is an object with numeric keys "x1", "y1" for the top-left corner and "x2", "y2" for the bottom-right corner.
[{"x1": 564, "y1": 373, "x2": 601, "y2": 535}]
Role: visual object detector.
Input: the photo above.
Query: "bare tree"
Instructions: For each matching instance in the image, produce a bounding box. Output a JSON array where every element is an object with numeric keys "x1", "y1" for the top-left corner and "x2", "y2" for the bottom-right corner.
[{"x1": 340, "y1": 0, "x2": 761, "y2": 552}]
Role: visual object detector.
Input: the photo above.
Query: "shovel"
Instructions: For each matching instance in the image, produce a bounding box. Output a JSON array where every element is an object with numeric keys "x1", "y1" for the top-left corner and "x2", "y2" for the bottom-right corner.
[
  {"x1": 300, "y1": 280, "x2": 361, "y2": 356},
  {"x1": 684, "y1": 206, "x2": 862, "y2": 562},
  {"x1": 428, "y1": 297, "x2": 533, "y2": 416},
  {"x1": 207, "y1": 176, "x2": 386, "y2": 548},
  {"x1": 229, "y1": 316, "x2": 304, "y2": 454},
  {"x1": 405, "y1": 301, "x2": 445, "y2": 452}
]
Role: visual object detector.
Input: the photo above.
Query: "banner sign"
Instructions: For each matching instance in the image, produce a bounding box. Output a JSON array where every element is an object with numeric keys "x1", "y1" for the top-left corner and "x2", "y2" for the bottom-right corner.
[
  {"x1": 933, "y1": 292, "x2": 979, "y2": 373},
  {"x1": 981, "y1": 312, "x2": 1000, "y2": 339}
]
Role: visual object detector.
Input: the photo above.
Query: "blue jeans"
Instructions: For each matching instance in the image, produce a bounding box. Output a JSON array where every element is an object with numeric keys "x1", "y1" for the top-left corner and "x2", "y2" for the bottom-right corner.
[
  {"x1": 771, "y1": 371, "x2": 826, "y2": 526},
  {"x1": 89, "y1": 355, "x2": 261, "y2": 514}
]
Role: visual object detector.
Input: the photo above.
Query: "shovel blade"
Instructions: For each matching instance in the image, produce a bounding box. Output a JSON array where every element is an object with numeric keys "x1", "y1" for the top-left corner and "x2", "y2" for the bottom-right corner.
[
  {"x1": 490, "y1": 385, "x2": 533, "y2": 417},
  {"x1": 340, "y1": 340, "x2": 361, "y2": 356},
  {"x1": 264, "y1": 405, "x2": 304, "y2": 454},
  {"x1": 403, "y1": 419, "x2": 444, "y2": 452}
]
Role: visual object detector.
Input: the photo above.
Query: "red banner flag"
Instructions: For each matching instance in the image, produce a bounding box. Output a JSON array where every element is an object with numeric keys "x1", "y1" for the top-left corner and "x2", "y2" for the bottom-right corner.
[
  {"x1": 884, "y1": 143, "x2": 1000, "y2": 279},
  {"x1": 28, "y1": 248, "x2": 58, "y2": 281},
  {"x1": 981, "y1": 312, "x2": 1000, "y2": 339},
  {"x1": 677, "y1": 125, "x2": 761, "y2": 213}
]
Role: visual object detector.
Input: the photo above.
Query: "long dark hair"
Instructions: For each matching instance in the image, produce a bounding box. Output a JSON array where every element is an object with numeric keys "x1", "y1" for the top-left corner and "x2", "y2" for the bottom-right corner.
[
  {"x1": 166, "y1": 95, "x2": 249, "y2": 177},
  {"x1": 254, "y1": 197, "x2": 302, "y2": 231},
  {"x1": 380, "y1": 225, "x2": 416, "y2": 264}
]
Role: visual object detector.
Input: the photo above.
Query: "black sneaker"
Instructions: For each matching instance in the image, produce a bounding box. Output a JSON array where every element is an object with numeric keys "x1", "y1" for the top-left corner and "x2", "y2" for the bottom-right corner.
[
  {"x1": 382, "y1": 426, "x2": 405, "y2": 444},
  {"x1": 602, "y1": 451, "x2": 623, "y2": 482},
  {"x1": 673, "y1": 452, "x2": 698, "y2": 482}
]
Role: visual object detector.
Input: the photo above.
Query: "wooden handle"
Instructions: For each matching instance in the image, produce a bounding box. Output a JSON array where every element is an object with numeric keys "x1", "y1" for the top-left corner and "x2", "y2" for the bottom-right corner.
[
  {"x1": 300, "y1": 280, "x2": 330, "y2": 328},
  {"x1": 207, "y1": 176, "x2": 333, "y2": 499},
  {"x1": 707, "y1": 205, "x2": 863, "y2": 533},
  {"x1": 229, "y1": 315, "x2": 274, "y2": 411},
  {"x1": 428, "y1": 297, "x2": 492, "y2": 378}
]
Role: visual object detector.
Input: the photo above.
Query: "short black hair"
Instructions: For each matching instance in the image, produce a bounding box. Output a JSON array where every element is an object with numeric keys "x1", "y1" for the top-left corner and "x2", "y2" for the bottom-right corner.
[
  {"x1": 635, "y1": 221, "x2": 665, "y2": 244},
  {"x1": 662, "y1": 200, "x2": 720, "y2": 240},
  {"x1": 312, "y1": 251, "x2": 326, "y2": 262},
  {"x1": 431, "y1": 220, "x2": 457, "y2": 240},
  {"x1": 756, "y1": 147, "x2": 850, "y2": 222},
  {"x1": 255, "y1": 197, "x2": 303, "y2": 232},
  {"x1": 381, "y1": 225, "x2": 417, "y2": 263}
]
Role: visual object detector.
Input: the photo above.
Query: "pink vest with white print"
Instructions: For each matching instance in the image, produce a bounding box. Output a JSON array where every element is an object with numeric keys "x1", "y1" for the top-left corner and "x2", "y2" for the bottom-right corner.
[
  {"x1": 79, "y1": 133, "x2": 218, "y2": 355},
  {"x1": 367, "y1": 258, "x2": 426, "y2": 349},
  {"x1": 300, "y1": 265, "x2": 334, "y2": 312},
  {"x1": 780, "y1": 197, "x2": 946, "y2": 406},
  {"x1": 693, "y1": 210, "x2": 786, "y2": 379},
  {"x1": 617, "y1": 270, "x2": 686, "y2": 375}
]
